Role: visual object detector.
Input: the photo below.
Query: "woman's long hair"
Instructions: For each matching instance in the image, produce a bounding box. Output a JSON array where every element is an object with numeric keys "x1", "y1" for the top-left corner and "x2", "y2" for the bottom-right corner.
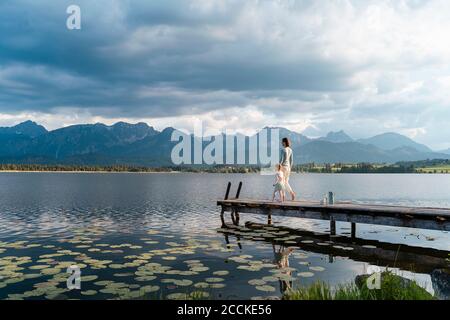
[{"x1": 282, "y1": 137, "x2": 291, "y2": 148}]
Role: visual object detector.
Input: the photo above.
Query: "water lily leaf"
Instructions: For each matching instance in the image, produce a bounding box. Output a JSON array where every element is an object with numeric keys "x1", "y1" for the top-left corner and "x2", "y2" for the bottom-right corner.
[
  {"x1": 29, "y1": 265, "x2": 50, "y2": 270},
  {"x1": 162, "y1": 256, "x2": 177, "y2": 261},
  {"x1": 81, "y1": 290, "x2": 97, "y2": 296},
  {"x1": 141, "y1": 285, "x2": 159, "y2": 293},
  {"x1": 262, "y1": 276, "x2": 278, "y2": 282},
  {"x1": 161, "y1": 278, "x2": 176, "y2": 284},
  {"x1": 248, "y1": 279, "x2": 266, "y2": 286},
  {"x1": 309, "y1": 266, "x2": 325, "y2": 272},
  {"x1": 190, "y1": 266, "x2": 209, "y2": 272},
  {"x1": 173, "y1": 279, "x2": 193, "y2": 286},
  {"x1": 255, "y1": 285, "x2": 276, "y2": 292},
  {"x1": 135, "y1": 275, "x2": 157, "y2": 282},
  {"x1": 166, "y1": 293, "x2": 188, "y2": 300},
  {"x1": 194, "y1": 282, "x2": 210, "y2": 289},
  {"x1": 298, "y1": 272, "x2": 314, "y2": 278},
  {"x1": 81, "y1": 275, "x2": 98, "y2": 282},
  {"x1": 94, "y1": 280, "x2": 113, "y2": 286},
  {"x1": 41, "y1": 268, "x2": 62, "y2": 275},
  {"x1": 205, "y1": 277, "x2": 224, "y2": 283}
]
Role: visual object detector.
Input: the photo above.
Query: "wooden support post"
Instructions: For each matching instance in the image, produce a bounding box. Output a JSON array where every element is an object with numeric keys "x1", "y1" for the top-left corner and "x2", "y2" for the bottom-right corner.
[
  {"x1": 224, "y1": 182, "x2": 231, "y2": 200},
  {"x1": 351, "y1": 222, "x2": 356, "y2": 239},
  {"x1": 268, "y1": 214, "x2": 272, "y2": 225},
  {"x1": 224, "y1": 234, "x2": 230, "y2": 245},
  {"x1": 220, "y1": 209, "x2": 226, "y2": 227},
  {"x1": 231, "y1": 210, "x2": 239, "y2": 226},
  {"x1": 235, "y1": 181, "x2": 242, "y2": 199},
  {"x1": 330, "y1": 218, "x2": 336, "y2": 236},
  {"x1": 233, "y1": 181, "x2": 242, "y2": 225}
]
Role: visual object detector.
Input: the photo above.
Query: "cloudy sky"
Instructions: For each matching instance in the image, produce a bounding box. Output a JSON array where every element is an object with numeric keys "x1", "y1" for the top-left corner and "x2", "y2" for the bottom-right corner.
[{"x1": 0, "y1": 0, "x2": 449, "y2": 149}]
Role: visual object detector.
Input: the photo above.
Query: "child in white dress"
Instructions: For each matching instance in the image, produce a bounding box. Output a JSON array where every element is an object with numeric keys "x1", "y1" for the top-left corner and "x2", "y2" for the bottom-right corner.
[{"x1": 272, "y1": 164, "x2": 285, "y2": 202}]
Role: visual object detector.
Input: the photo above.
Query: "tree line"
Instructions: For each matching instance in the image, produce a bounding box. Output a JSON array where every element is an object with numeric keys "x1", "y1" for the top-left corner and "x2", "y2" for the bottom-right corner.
[{"x1": 0, "y1": 159, "x2": 448, "y2": 174}]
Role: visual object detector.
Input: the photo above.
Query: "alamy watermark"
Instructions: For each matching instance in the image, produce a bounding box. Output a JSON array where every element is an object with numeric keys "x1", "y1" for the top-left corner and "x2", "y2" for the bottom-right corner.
[
  {"x1": 66, "y1": 265, "x2": 81, "y2": 290},
  {"x1": 365, "y1": 265, "x2": 383, "y2": 290},
  {"x1": 66, "y1": 5, "x2": 81, "y2": 30},
  {"x1": 170, "y1": 122, "x2": 281, "y2": 172}
]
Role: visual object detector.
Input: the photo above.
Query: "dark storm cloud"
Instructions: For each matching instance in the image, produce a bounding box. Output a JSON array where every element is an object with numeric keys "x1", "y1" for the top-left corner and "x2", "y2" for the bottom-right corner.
[
  {"x1": 0, "y1": 0, "x2": 449, "y2": 149},
  {"x1": 0, "y1": 0, "x2": 355, "y2": 117}
]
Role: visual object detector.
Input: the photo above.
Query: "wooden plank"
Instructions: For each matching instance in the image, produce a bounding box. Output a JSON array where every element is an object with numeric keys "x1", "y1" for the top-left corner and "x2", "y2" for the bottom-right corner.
[
  {"x1": 218, "y1": 199, "x2": 450, "y2": 218},
  {"x1": 217, "y1": 199, "x2": 450, "y2": 231}
]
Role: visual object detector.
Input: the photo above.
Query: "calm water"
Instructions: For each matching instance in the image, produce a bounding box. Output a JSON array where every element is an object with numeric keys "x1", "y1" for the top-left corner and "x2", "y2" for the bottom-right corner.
[{"x1": 0, "y1": 173, "x2": 449, "y2": 300}]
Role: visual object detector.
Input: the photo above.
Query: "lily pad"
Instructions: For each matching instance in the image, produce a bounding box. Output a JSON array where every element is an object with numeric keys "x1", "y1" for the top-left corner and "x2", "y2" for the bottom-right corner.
[
  {"x1": 81, "y1": 275, "x2": 98, "y2": 282},
  {"x1": 248, "y1": 279, "x2": 266, "y2": 286},
  {"x1": 141, "y1": 285, "x2": 160, "y2": 293},
  {"x1": 298, "y1": 272, "x2": 314, "y2": 278},
  {"x1": 194, "y1": 282, "x2": 210, "y2": 288},
  {"x1": 309, "y1": 266, "x2": 325, "y2": 272},
  {"x1": 255, "y1": 285, "x2": 276, "y2": 292},
  {"x1": 81, "y1": 290, "x2": 97, "y2": 296},
  {"x1": 205, "y1": 277, "x2": 224, "y2": 283},
  {"x1": 173, "y1": 279, "x2": 193, "y2": 286}
]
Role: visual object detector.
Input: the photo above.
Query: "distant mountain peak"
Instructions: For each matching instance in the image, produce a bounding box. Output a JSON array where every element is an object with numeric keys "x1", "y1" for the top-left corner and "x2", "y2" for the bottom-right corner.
[
  {"x1": 113, "y1": 121, "x2": 150, "y2": 128},
  {"x1": 261, "y1": 127, "x2": 312, "y2": 146},
  {"x1": 18, "y1": 120, "x2": 37, "y2": 126},
  {"x1": 1, "y1": 120, "x2": 48, "y2": 138},
  {"x1": 357, "y1": 132, "x2": 431, "y2": 152},
  {"x1": 320, "y1": 130, "x2": 353, "y2": 143}
]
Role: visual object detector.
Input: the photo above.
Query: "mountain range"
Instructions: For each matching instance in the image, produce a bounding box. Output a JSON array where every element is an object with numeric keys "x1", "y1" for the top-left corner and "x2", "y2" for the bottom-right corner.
[{"x1": 0, "y1": 121, "x2": 449, "y2": 166}]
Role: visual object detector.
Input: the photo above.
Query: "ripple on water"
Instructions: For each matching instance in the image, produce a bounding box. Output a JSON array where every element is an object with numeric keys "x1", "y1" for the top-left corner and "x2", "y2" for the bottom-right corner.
[{"x1": 1, "y1": 173, "x2": 449, "y2": 299}]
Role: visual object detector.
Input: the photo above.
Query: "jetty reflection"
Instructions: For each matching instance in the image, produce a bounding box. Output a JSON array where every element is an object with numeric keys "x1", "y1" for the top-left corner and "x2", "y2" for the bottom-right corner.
[
  {"x1": 220, "y1": 222, "x2": 449, "y2": 273},
  {"x1": 218, "y1": 221, "x2": 450, "y2": 296}
]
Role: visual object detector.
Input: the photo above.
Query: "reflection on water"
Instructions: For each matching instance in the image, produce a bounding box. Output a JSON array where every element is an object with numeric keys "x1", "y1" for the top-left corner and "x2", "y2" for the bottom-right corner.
[
  {"x1": 218, "y1": 222, "x2": 450, "y2": 297},
  {"x1": 272, "y1": 245, "x2": 294, "y2": 293},
  {"x1": 0, "y1": 173, "x2": 449, "y2": 300}
]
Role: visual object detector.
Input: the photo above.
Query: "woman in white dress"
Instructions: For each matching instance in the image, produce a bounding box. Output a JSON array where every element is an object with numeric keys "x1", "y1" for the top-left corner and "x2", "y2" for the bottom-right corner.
[{"x1": 280, "y1": 137, "x2": 296, "y2": 200}]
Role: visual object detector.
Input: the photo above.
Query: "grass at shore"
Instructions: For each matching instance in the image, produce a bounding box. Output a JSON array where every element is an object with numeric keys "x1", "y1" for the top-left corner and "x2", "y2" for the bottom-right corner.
[
  {"x1": 416, "y1": 165, "x2": 450, "y2": 174},
  {"x1": 283, "y1": 272, "x2": 434, "y2": 300}
]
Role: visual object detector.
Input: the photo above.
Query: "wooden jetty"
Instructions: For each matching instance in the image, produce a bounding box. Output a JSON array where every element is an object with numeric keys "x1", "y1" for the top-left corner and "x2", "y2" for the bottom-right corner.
[{"x1": 217, "y1": 182, "x2": 450, "y2": 233}]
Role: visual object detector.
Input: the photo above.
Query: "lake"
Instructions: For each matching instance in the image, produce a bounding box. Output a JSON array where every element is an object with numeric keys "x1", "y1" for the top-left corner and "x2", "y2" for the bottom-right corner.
[{"x1": 0, "y1": 172, "x2": 449, "y2": 300}]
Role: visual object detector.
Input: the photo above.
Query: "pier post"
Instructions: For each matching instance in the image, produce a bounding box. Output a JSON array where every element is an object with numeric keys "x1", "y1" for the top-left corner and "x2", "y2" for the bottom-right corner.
[
  {"x1": 231, "y1": 209, "x2": 240, "y2": 226},
  {"x1": 235, "y1": 181, "x2": 242, "y2": 199},
  {"x1": 351, "y1": 222, "x2": 356, "y2": 239},
  {"x1": 234, "y1": 181, "x2": 242, "y2": 224},
  {"x1": 220, "y1": 209, "x2": 226, "y2": 227},
  {"x1": 224, "y1": 182, "x2": 231, "y2": 200},
  {"x1": 268, "y1": 214, "x2": 272, "y2": 225},
  {"x1": 330, "y1": 218, "x2": 336, "y2": 236},
  {"x1": 221, "y1": 182, "x2": 232, "y2": 226}
]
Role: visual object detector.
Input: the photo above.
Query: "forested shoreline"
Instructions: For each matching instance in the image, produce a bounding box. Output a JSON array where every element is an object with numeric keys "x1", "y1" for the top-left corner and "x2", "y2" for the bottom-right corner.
[{"x1": 0, "y1": 159, "x2": 448, "y2": 174}]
